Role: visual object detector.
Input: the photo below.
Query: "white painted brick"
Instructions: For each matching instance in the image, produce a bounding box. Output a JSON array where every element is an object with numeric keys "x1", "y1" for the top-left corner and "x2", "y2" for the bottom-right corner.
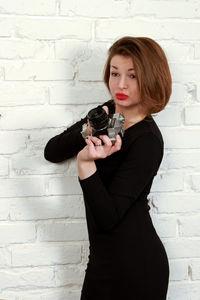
[
  {"x1": 191, "y1": 174, "x2": 200, "y2": 191},
  {"x1": 60, "y1": 0, "x2": 128, "y2": 17},
  {"x1": 161, "y1": 128, "x2": 200, "y2": 149},
  {"x1": 0, "y1": 17, "x2": 12, "y2": 37},
  {"x1": 96, "y1": 19, "x2": 200, "y2": 41},
  {"x1": 0, "y1": 223, "x2": 35, "y2": 244},
  {"x1": 130, "y1": 0, "x2": 200, "y2": 18},
  {"x1": 0, "y1": 157, "x2": 8, "y2": 176},
  {"x1": 179, "y1": 215, "x2": 200, "y2": 237},
  {"x1": 48, "y1": 176, "x2": 82, "y2": 195},
  {"x1": 38, "y1": 222, "x2": 88, "y2": 242},
  {"x1": 195, "y1": 42, "x2": 200, "y2": 59},
  {"x1": 49, "y1": 82, "x2": 110, "y2": 105},
  {"x1": 197, "y1": 84, "x2": 200, "y2": 102},
  {"x1": 0, "y1": 107, "x2": 73, "y2": 130},
  {"x1": 12, "y1": 151, "x2": 70, "y2": 176},
  {"x1": 167, "y1": 282, "x2": 189, "y2": 300},
  {"x1": 0, "y1": 178, "x2": 46, "y2": 197},
  {"x1": 0, "y1": 248, "x2": 11, "y2": 267},
  {"x1": 168, "y1": 259, "x2": 188, "y2": 281},
  {"x1": 11, "y1": 244, "x2": 81, "y2": 266},
  {"x1": 153, "y1": 105, "x2": 181, "y2": 127},
  {"x1": 185, "y1": 105, "x2": 200, "y2": 125},
  {"x1": 151, "y1": 215, "x2": 176, "y2": 238},
  {"x1": 0, "y1": 82, "x2": 47, "y2": 106},
  {"x1": 55, "y1": 265, "x2": 84, "y2": 286},
  {"x1": 170, "y1": 62, "x2": 200, "y2": 83},
  {"x1": 0, "y1": 199, "x2": 10, "y2": 220},
  {"x1": 5, "y1": 60, "x2": 74, "y2": 81},
  {"x1": 0, "y1": 132, "x2": 27, "y2": 154},
  {"x1": 164, "y1": 239, "x2": 200, "y2": 259},
  {"x1": 15, "y1": 17, "x2": 91, "y2": 40},
  {"x1": 151, "y1": 171, "x2": 184, "y2": 192},
  {"x1": 10, "y1": 196, "x2": 85, "y2": 220},
  {"x1": 162, "y1": 152, "x2": 200, "y2": 170},
  {"x1": 170, "y1": 83, "x2": 187, "y2": 103},
  {"x1": 0, "y1": 289, "x2": 81, "y2": 300},
  {"x1": 0, "y1": 267, "x2": 55, "y2": 290},
  {"x1": 151, "y1": 193, "x2": 200, "y2": 214},
  {"x1": 159, "y1": 40, "x2": 194, "y2": 62},
  {"x1": 78, "y1": 45, "x2": 107, "y2": 81},
  {"x1": 0, "y1": 39, "x2": 54, "y2": 59},
  {"x1": 189, "y1": 259, "x2": 200, "y2": 280},
  {"x1": 55, "y1": 39, "x2": 90, "y2": 60},
  {"x1": 0, "y1": 0, "x2": 56, "y2": 15}
]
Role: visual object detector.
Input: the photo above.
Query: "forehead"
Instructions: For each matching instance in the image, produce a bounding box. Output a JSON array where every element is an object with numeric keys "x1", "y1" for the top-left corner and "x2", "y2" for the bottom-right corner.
[{"x1": 110, "y1": 55, "x2": 134, "y2": 69}]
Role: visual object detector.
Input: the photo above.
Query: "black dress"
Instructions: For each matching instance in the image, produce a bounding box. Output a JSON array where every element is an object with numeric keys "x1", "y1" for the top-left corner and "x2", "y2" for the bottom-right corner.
[{"x1": 44, "y1": 100, "x2": 169, "y2": 300}]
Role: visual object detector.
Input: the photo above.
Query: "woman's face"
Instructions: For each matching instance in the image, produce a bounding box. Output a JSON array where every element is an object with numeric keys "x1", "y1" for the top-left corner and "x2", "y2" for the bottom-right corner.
[{"x1": 108, "y1": 55, "x2": 141, "y2": 110}]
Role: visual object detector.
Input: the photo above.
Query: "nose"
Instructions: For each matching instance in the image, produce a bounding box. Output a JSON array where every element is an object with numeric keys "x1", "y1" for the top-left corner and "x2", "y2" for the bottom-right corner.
[{"x1": 118, "y1": 75, "x2": 128, "y2": 89}]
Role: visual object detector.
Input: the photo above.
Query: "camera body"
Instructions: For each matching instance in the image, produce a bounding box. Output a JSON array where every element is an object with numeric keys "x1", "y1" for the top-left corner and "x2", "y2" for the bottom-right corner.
[{"x1": 81, "y1": 105, "x2": 125, "y2": 145}]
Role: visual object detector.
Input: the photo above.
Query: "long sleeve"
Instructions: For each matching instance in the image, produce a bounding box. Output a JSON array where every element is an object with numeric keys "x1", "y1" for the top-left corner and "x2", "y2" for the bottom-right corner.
[
  {"x1": 44, "y1": 117, "x2": 87, "y2": 163},
  {"x1": 79, "y1": 132, "x2": 163, "y2": 232}
]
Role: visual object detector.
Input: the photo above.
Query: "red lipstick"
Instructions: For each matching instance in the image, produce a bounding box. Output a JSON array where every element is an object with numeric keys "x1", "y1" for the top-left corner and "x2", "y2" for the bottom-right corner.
[{"x1": 116, "y1": 93, "x2": 128, "y2": 100}]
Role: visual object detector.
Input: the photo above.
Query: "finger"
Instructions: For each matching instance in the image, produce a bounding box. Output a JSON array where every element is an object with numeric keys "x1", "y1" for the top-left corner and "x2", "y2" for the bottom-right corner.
[
  {"x1": 99, "y1": 135, "x2": 112, "y2": 147},
  {"x1": 102, "y1": 105, "x2": 109, "y2": 115},
  {"x1": 107, "y1": 135, "x2": 122, "y2": 155},
  {"x1": 88, "y1": 135, "x2": 103, "y2": 146}
]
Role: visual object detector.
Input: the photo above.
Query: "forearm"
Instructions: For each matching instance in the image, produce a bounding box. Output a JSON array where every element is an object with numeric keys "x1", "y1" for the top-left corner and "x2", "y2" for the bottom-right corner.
[{"x1": 77, "y1": 155, "x2": 97, "y2": 180}]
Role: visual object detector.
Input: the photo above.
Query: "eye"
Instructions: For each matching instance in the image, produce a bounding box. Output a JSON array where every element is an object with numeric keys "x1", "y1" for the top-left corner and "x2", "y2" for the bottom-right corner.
[
  {"x1": 111, "y1": 72, "x2": 119, "y2": 77},
  {"x1": 130, "y1": 74, "x2": 136, "y2": 79}
]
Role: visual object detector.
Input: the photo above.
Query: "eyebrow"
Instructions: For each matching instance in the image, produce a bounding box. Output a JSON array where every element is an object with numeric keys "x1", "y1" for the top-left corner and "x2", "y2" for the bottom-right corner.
[{"x1": 111, "y1": 65, "x2": 134, "y2": 71}]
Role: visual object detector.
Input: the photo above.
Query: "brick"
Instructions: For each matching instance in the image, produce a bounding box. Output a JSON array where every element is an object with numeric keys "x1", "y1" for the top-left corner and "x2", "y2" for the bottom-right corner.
[
  {"x1": 170, "y1": 83, "x2": 187, "y2": 103},
  {"x1": 11, "y1": 244, "x2": 81, "y2": 266},
  {"x1": 38, "y1": 222, "x2": 88, "y2": 242},
  {"x1": 0, "y1": 107, "x2": 73, "y2": 130},
  {"x1": 60, "y1": 0, "x2": 128, "y2": 17},
  {"x1": 15, "y1": 17, "x2": 91, "y2": 40},
  {"x1": 164, "y1": 239, "x2": 200, "y2": 259},
  {"x1": 96, "y1": 19, "x2": 200, "y2": 41},
  {"x1": 167, "y1": 282, "x2": 190, "y2": 300},
  {"x1": 0, "y1": 17, "x2": 12, "y2": 37},
  {"x1": 12, "y1": 152, "x2": 69, "y2": 176},
  {"x1": 49, "y1": 82, "x2": 110, "y2": 105},
  {"x1": 130, "y1": 0, "x2": 200, "y2": 18},
  {"x1": 151, "y1": 193, "x2": 200, "y2": 214},
  {"x1": 0, "y1": 157, "x2": 8, "y2": 176},
  {"x1": 55, "y1": 265, "x2": 85, "y2": 286},
  {"x1": 0, "y1": 178, "x2": 46, "y2": 197},
  {"x1": 151, "y1": 171, "x2": 184, "y2": 192},
  {"x1": 185, "y1": 105, "x2": 200, "y2": 125},
  {"x1": 0, "y1": 248, "x2": 11, "y2": 267},
  {"x1": 55, "y1": 39, "x2": 90, "y2": 60},
  {"x1": 10, "y1": 196, "x2": 85, "y2": 220},
  {"x1": 170, "y1": 62, "x2": 200, "y2": 83},
  {"x1": 191, "y1": 174, "x2": 200, "y2": 191},
  {"x1": 5, "y1": 60, "x2": 74, "y2": 81},
  {"x1": 179, "y1": 216, "x2": 200, "y2": 237},
  {"x1": 0, "y1": 39, "x2": 54, "y2": 59},
  {"x1": 159, "y1": 40, "x2": 194, "y2": 62},
  {"x1": 0, "y1": 267, "x2": 55, "y2": 290},
  {"x1": 150, "y1": 215, "x2": 176, "y2": 238},
  {"x1": 0, "y1": 82, "x2": 47, "y2": 106},
  {"x1": 0, "y1": 199, "x2": 10, "y2": 220},
  {"x1": 0, "y1": 132, "x2": 27, "y2": 154},
  {"x1": 0, "y1": 0, "x2": 56, "y2": 15},
  {"x1": 161, "y1": 152, "x2": 200, "y2": 170},
  {"x1": 195, "y1": 42, "x2": 200, "y2": 59},
  {"x1": 168, "y1": 259, "x2": 188, "y2": 281},
  {"x1": 153, "y1": 105, "x2": 181, "y2": 127},
  {"x1": 48, "y1": 176, "x2": 82, "y2": 195},
  {"x1": 0, "y1": 223, "x2": 35, "y2": 244},
  {"x1": 161, "y1": 127, "x2": 200, "y2": 149},
  {"x1": 189, "y1": 259, "x2": 200, "y2": 280}
]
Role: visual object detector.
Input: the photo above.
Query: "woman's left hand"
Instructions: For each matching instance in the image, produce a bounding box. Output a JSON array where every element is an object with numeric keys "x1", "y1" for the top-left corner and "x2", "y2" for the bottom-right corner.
[{"x1": 77, "y1": 134, "x2": 122, "y2": 162}]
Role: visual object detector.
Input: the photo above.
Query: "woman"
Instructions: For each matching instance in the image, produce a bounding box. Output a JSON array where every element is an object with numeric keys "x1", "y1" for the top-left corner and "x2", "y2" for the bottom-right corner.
[{"x1": 44, "y1": 36, "x2": 172, "y2": 300}]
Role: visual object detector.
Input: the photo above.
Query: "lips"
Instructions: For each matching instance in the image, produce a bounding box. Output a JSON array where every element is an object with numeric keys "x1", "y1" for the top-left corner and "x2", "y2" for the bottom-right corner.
[{"x1": 116, "y1": 93, "x2": 128, "y2": 100}]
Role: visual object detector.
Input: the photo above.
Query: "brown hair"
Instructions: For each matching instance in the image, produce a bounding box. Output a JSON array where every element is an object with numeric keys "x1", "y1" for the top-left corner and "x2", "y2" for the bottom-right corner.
[{"x1": 103, "y1": 36, "x2": 172, "y2": 117}]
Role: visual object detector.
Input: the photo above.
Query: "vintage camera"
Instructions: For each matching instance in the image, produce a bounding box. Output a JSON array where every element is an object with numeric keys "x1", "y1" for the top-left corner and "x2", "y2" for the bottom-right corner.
[{"x1": 81, "y1": 105, "x2": 125, "y2": 145}]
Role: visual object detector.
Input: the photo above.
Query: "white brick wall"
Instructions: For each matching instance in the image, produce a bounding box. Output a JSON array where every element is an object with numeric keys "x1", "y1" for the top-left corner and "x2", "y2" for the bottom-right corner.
[{"x1": 0, "y1": 0, "x2": 199, "y2": 299}]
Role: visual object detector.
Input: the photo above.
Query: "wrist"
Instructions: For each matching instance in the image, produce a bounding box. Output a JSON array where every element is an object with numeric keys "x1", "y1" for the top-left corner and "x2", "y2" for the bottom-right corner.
[{"x1": 77, "y1": 158, "x2": 96, "y2": 180}]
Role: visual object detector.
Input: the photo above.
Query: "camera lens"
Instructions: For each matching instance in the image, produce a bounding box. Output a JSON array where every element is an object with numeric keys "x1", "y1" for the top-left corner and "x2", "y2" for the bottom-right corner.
[{"x1": 87, "y1": 106, "x2": 109, "y2": 130}]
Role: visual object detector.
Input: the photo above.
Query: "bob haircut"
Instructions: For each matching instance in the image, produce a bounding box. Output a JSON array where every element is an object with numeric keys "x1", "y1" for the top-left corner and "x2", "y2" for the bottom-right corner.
[{"x1": 103, "y1": 36, "x2": 172, "y2": 117}]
